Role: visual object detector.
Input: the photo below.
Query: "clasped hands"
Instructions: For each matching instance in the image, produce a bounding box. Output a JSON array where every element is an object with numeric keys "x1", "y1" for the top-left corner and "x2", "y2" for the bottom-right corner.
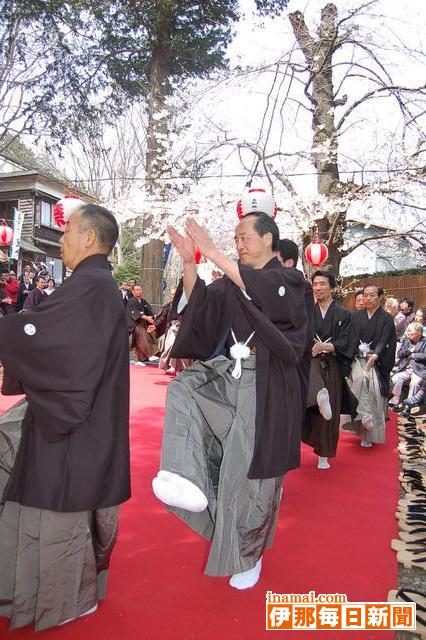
[
  {"x1": 312, "y1": 340, "x2": 334, "y2": 358},
  {"x1": 365, "y1": 353, "x2": 378, "y2": 371},
  {"x1": 167, "y1": 218, "x2": 216, "y2": 263}
]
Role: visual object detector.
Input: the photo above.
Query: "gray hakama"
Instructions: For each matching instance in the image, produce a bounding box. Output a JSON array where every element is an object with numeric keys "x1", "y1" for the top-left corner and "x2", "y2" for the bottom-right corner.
[
  {"x1": 160, "y1": 355, "x2": 283, "y2": 577},
  {"x1": 342, "y1": 358, "x2": 387, "y2": 443},
  {"x1": 0, "y1": 402, "x2": 119, "y2": 632}
]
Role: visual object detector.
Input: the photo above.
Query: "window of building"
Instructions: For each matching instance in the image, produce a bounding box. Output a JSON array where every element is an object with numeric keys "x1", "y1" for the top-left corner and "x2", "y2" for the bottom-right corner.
[
  {"x1": 46, "y1": 256, "x2": 63, "y2": 284},
  {"x1": 41, "y1": 201, "x2": 53, "y2": 227}
]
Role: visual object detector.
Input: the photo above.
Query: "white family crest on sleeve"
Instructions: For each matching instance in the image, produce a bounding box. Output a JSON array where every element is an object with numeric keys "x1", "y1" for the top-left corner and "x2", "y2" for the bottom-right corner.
[
  {"x1": 24, "y1": 323, "x2": 36, "y2": 336},
  {"x1": 278, "y1": 286, "x2": 286, "y2": 297}
]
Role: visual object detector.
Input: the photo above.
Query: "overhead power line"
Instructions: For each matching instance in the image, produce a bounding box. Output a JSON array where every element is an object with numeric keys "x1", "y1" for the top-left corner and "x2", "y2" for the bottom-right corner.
[{"x1": 72, "y1": 166, "x2": 424, "y2": 184}]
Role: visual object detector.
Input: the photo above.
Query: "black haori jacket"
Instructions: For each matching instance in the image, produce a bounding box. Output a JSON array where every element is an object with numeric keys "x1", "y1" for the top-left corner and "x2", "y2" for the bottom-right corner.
[
  {"x1": 171, "y1": 258, "x2": 309, "y2": 479},
  {"x1": 0, "y1": 254, "x2": 131, "y2": 512},
  {"x1": 350, "y1": 306, "x2": 397, "y2": 396}
]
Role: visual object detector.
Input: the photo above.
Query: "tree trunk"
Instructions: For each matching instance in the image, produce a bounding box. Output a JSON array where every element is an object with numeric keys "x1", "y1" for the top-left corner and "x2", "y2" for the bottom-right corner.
[
  {"x1": 290, "y1": 4, "x2": 345, "y2": 274},
  {"x1": 141, "y1": 45, "x2": 171, "y2": 312}
]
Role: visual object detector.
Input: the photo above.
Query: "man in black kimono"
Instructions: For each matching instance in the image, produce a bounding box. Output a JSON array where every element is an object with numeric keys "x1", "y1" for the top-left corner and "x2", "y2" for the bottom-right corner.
[
  {"x1": 23, "y1": 275, "x2": 47, "y2": 309},
  {"x1": 0, "y1": 203, "x2": 130, "y2": 631},
  {"x1": 277, "y1": 237, "x2": 314, "y2": 434},
  {"x1": 127, "y1": 284, "x2": 158, "y2": 362},
  {"x1": 343, "y1": 285, "x2": 397, "y2": 447},
  {"x1": 303, "y1": 271, "x2": 353, "y2": 469},
  {"x1": 152, "y1": 213, "x2": 308, "y2": 590}
]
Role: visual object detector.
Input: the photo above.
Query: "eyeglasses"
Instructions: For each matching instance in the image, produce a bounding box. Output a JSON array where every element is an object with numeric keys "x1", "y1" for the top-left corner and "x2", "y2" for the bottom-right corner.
[{"x1": 234, "y1": 233, "x2": 260, "y2": 246}]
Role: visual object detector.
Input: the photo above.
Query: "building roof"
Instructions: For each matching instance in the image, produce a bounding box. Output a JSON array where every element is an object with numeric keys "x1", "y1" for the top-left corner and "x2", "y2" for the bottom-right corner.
[{"x1": 0, "y1": 140, "x2": 93, "y2": 200}]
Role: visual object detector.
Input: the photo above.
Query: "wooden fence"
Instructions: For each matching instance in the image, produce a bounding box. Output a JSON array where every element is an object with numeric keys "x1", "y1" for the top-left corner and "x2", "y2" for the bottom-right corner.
[{"x1": 341, "y1": 274, "x2": 426, "y2": 310}]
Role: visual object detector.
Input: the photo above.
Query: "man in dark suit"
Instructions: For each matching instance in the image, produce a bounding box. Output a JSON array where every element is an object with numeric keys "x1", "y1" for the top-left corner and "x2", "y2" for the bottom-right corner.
[{"x1": 16, "y1": 274, "x2": 35, "y2": 311}]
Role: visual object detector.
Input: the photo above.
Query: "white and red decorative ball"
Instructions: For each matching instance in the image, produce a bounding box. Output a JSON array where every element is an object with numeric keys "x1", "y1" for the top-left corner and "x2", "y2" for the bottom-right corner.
[
  {"x1": 0, "y1": 222, "x2": 13, "y2": 246},
  {"x1": 305, "y1": 240, "x2": 329, "y2": 267},
  {"x1": 53, "y1": 196, "x2": 85, "y2": 229},
  {"x1": 237, "y1": 188, "x2": 277, "y2": 219}
]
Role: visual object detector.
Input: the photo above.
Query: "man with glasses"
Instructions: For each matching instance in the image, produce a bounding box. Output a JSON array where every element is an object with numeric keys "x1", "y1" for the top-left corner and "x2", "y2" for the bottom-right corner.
[{"x1": 153, "y1": 212, "x2": 309, "y2": 590}]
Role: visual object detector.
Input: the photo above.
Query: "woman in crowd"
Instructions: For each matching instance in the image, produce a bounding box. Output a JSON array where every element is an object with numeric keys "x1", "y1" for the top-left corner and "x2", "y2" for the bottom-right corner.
[{"x1": 44, "y1": 278, "x2": 56, "y2": 296}]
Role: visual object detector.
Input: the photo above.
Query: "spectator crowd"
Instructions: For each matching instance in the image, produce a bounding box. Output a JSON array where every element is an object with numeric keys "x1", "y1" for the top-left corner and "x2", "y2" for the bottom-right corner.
[{"x1": 1, "y1": 263, "x2": 425, "y2": 437}]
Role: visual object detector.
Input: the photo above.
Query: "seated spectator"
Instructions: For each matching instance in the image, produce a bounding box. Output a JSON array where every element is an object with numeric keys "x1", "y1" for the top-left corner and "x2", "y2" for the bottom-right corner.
[
  {"x1": 403, "y1": 377, "x2": 426, "y2": 414},
  {"x1": 44, "y1": 278, "x2": 56, "y2": 296},
  {"x1": 414, "y1": 307, "x2": 426, "y2": 336},
  {"x1": 353, "y1": 289, "x2": 365, "y2": 311},
  {"x1": 127, "y1": 285, "x2": 158, "y2": 362},
  {"x1": 389, "y1": 322, "x2": 426, "y2": 407},
  {"x1": 16, "y1": 275, "x2": 35, "y2": 311},
  {"x1": 384, "y1": 297, "x2": 407, "y2": 341},
  {"x1": 24, "y1": 276, "x2": 47, "y2": 309},
  {"x1": 400, "y1": 297, "x2": 415, "y2": 325}
]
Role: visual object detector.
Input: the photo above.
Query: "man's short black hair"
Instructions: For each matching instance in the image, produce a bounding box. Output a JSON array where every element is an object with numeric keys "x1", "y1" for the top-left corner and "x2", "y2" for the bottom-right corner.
[
  {"x1": 79, "y1": 204, "x2": 119, "y2": 253},
  {"x1": 363, "y1": 284, "x2": 384, "y2": 296},
  {"x1": 35, "y1": 275, "x2": 46, "y2": 284},
  {"x1": 312, "y1": 270, "x2": 336, "y2": 289},
  {"x1": 277, "y1": 238, "x2": 299, "y2": 266},
  {"x1": 243, "y1": 212, "x2": 279, "y2": 251},
  {"x1": 401, "y1": 297, "x2": 415, "y2": 310}
]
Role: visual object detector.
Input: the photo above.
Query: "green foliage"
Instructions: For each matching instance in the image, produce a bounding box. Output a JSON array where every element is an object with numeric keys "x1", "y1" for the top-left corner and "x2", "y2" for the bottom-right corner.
[
  {"x1": 113, "y1": 259, "x2": 141, "y2": 285},
  {"x1": 254, "y1": 0, "x2": 289, "y2": 17},
  {"x1": 0, "y1": 0, "x2": 291, "y2": 146}
]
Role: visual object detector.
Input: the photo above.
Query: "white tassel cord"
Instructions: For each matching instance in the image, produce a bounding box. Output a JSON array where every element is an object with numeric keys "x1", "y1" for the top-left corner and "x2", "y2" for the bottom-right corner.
[{"x1": 229, "y1": 329, "x2": 255, "y2": 379}]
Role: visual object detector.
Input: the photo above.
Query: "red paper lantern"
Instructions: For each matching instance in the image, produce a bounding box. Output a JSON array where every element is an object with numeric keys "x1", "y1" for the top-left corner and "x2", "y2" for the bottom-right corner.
[
  {"x1": 53, "y1": 195, "x2": 85, "y2": 229},
  {"x1": 305, "y1": 240, "x2": 329, "y2": 267},
  {"x1": 0, "y1": 220, "x2": 13, "y2": 246},
  {"x1": 194, "y1": 248, "x2": 202, "y2": 264}
]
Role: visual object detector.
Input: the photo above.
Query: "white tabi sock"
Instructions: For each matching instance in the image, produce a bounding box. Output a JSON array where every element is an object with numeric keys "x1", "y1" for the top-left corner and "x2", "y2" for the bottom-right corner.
[
  {"x1": 229, "y1": 558, "x2": 262, "y2": 590},
  {"x1": 317, "y1": 456, "x2": 330, "y2": 470},
  {"x1": 360, "y1": 439, "x2": 373, "y2": 448},
  {"x1": 317, "y1": 388, "x2": 332, "y2": 420},
  {"x1": 152, "y1": 470, "x2": 208, "y2": 512}
]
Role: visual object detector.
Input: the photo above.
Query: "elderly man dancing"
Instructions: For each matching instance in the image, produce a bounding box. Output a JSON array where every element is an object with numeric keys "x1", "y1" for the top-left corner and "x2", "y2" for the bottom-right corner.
[{"x1": 152, "y1": 213, "x2": 309, "y2": 590}]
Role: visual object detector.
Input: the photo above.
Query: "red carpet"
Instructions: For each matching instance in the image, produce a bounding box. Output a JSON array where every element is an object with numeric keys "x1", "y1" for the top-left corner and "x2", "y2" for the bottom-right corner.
[{"x1": 0, "y1": 366, "x2": 399, "y2": 639}]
